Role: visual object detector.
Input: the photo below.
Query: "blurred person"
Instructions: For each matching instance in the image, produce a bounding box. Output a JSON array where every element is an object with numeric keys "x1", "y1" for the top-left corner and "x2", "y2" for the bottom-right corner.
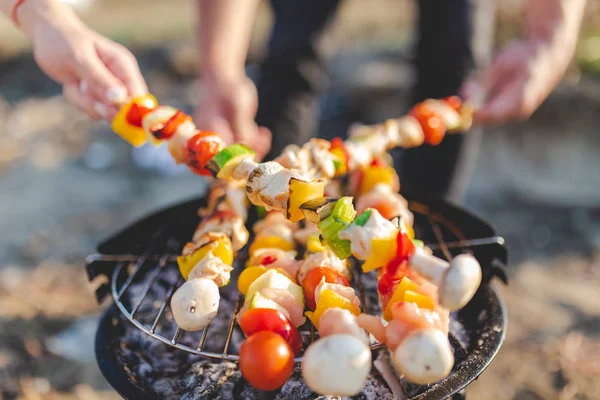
[
  {"x1": 1, "y1": 0, "x2": 147, "y2": 120},
  {"x1": 195, "y1": 0, "x2": 586, "y2": 201}
]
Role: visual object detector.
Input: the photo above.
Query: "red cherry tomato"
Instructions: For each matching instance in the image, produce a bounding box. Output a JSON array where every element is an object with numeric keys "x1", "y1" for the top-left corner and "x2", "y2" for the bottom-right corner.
[
  {"x1": 443, "y1": 96, "x2": 463, "y2": 111},
  {"x1": 302, "y1": 267, "x2": 350, "y2": 310},
  {"x1": 239, "y1": 331, "x2": 295, "y2": 391},
  {"x1": 238, "y1": 308, "x2": 302, "y2": 354},
  {"x1": 125, "y1": 99, "x2": 157, "y2": 127},
  {"x1": 186, "y1": 131, "x2": 225, "y2": 174},
  {"x1": 409, "y1": 103, "x2": 446, "y2": 146},
  {"x1": 151, "y1": 111, "x2": 191, "y2": 140}
]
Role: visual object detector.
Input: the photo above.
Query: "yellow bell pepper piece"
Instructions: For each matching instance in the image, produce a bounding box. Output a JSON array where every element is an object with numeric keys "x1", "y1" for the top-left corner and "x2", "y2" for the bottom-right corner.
[
  {"x1": 383, "y1": 277, "x2": 420, "y2": 321},
  {"x1": 362, "y1": 231, "x2": 399, "y2": 273},
  {"x1": 305, "y1": 289, "x2": 361, "y2": 329},
  {"x1": 249, "y1": 236, "x2": 295, "y2": 255},
  {"x1": 111, "y1": 94, "x2": 158, "y2": 147},
  {"x1": 237, "y1": 266, "x2": 269, "y2": 295},
  {"x1": 287, "y1": 178, "x2": 325, "y2": 223},
  {"x1": 403, "y1": 290, "x2": 435, "y2": 310},
  {"x1": 177, "y1": 236, "x2": 234, "y2": 279},
  {"x1": 307, "y1": 234, "x2": 325, "y2": 253},
  {"x1": 359, "y1": 166, "x2": 397, "y2": 194},
  {"x1": 330, "y1": 148, "x2": 347, "y2": 176}
]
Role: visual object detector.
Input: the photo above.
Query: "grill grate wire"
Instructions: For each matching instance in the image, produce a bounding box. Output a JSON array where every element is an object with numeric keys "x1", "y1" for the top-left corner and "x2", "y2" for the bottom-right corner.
[{"x1": 90, "y1": 199, "x2": 504, "y2": 362}]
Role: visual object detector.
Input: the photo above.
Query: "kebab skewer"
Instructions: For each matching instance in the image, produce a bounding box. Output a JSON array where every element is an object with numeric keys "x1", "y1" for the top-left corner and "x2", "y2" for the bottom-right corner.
[
  {"x1": 324, "y1": 158, "x2": 480, "y2": 385},
  {"x1": 233, "y1": 211, "x2": 306, "y2": 391},
  {"x1": 170, "y1": 179, "x2": 249, "y2": 331},
  {"x1": 110, "y1": 94, "x2": 474, "y2": 226},
  {"x1": 298, "y1": 244, "x2": 373, "y2": 396}
]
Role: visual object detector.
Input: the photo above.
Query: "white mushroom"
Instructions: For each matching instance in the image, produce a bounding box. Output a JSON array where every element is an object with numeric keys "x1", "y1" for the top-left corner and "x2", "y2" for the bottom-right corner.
[
  {"x1": 302, "y1": 334, "x2": 372, "y2": 396},
  {"x1": 409, "y1": 250, "x2": 482, "y2": 311},
  {"x1": 171, "y1": 278, "x2": 220, "y2": 331},
  {"x1": 187, "y1": 253, "x2": 233, "y2": 287},
  {"x1": 391, "y1": 329, "x2": 454, "y2": 385}
]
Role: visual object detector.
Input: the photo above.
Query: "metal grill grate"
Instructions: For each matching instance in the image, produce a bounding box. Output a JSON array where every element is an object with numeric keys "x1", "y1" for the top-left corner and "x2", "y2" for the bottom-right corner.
[{"x1": 86, "y1": 198, "x2": 506, "y2": 363}]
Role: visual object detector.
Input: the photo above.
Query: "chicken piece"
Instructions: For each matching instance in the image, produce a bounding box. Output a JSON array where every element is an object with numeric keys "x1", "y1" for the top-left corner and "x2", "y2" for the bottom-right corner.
[
  {"x1": 260, "y1": 288, "x2": 306, "y2": 327},
  {"x1": 357, "y1": 314, "x2": 388, "y2": 344},
  {"x1": 382, "y1": 116, "x2": 424, "y2": 149},
  {"x1": 225, "y1": 183, "x2": 248, "y2": 221},
  {"x1": 142, "y1": 106, "x2": 177, "y2": 142},
  {"x1": 297, "y1": 249, "x2": 351, "y2": 284},
  {"x1": 167, "y1": 119, "x2": 197, "y2": 164},
  {"x1": 338, "y1": 208, "x2": 397, "y2": 260},
  {"x1": 246, "y1": 248, "x2": 301, "y2": 278},
  {"x1": 275, "y1": 139, "x2": 336, "y2": 179},
  {"x1": 344, "y1": 141, "x2": 373, "y2": 170},
  {"x1": 355, "y1": 184, "x2": 414, "y2": 226},
  {"x1": 318, "y1": 308, "x2": 369, "y2": 344},
  {"x1": 255, "y1": 224, "x2": 296, "y2": 245},
  {"x1": 188, "y1": 253, "x2": 233, "y2": 287},
  {"x1": 192, "y1": 211, "x2": 249, "y2": 251},
  {"x1": 246, "y1": 162, "x2": 307, "y2": 211},
  {"x1": 253, "y1": 211, "x2": 297, "y2": 243}
]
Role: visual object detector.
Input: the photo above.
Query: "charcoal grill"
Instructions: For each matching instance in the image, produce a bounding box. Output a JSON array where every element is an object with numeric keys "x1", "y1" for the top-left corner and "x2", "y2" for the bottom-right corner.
[{"x1": 86, "y1": 189, "x2": 508, "y2": 399}]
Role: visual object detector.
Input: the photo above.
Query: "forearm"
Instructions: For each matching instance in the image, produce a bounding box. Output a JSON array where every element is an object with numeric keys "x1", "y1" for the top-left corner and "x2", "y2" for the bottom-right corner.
[
  {"x1": 0, "y1": 0, "x2": 80, "y2": 37},
  {"x1": 196, "y1": 0, "x2": 260, "y2": 81},
  {"x1": 526, "y1": 0, "x2": 586, "y2": 47}
]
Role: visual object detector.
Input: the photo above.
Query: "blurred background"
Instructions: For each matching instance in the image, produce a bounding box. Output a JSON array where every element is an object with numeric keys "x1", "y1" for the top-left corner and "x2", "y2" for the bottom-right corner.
[{"x1": 1, "y1": 0, "x2": 599, "y2": 398}]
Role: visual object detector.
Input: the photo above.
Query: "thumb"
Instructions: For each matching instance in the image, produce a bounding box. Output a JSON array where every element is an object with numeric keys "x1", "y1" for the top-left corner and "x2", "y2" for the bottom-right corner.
[{"x1": 76, "y1": 47, "x2": 128, "y2": 106}]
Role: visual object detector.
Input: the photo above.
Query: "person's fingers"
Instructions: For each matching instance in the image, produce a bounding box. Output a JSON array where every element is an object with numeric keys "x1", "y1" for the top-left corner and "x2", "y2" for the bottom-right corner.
[
  {"x1": 96, "y1": 39, "x2": 148, "y2": 98},
  {"x1": 474, "y1": 78, "x2": 528, "y2": 125},
  {"x1": 75, "y1": 47, "x2": 129, "y2": 106},
  {"x1": 193, "y1": 109, "x2": 235, "y2": 146},
  {"x1": 227, "y1": 81, "x2": 260, "y2": 145},
  {"x1": 461, "y1": 43, "x2": 526, "y2": 107},
  {"x1": 63, "y1": 82, "x2": 104, "y2": 120},
  {"x1": 79, "y1": 80, "x2": 119, "y2": 120},
  {"x1": 253, "y1": 126, "x2": 272, "y2": 160}
]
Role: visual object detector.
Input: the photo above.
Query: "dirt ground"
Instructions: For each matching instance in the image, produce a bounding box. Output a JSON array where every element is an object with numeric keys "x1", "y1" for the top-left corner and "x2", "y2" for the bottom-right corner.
[{"x1": 1, "y1": 1, "x2": 599, "y2": 399}]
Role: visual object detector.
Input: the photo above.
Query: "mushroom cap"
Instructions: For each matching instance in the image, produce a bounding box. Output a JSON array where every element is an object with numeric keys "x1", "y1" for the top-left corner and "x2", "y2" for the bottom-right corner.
[
  {"x1": 440, "y1": 254, "x2": 482, "y2": 311},
  {"x1": 392, "y1": 329, "x2": 454, "y2": 385},
  {"x1": 171, "y1": 278, "x2": 220, "y2": 331},
  {"x1": 302, "y1": 334, "x2": 372, "y2": 396}
]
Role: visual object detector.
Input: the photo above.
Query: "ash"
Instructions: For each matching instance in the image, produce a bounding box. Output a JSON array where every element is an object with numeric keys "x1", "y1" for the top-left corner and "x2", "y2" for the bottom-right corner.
[{"x1": 113, "y1": 260, "x2": 469, "y2": 399}]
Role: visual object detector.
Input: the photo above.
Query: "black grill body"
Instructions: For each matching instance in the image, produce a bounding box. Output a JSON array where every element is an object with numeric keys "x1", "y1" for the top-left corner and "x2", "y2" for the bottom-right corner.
[{"x1": 87, "y1": 190, "x2": 508, "y2": 400}]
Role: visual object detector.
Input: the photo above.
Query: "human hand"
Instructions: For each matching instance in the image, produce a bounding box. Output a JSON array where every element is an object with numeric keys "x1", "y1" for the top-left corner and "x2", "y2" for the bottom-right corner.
[
  {"x1": 461, "y1": 37, "x2": 575, "y2": 125},
  {"x1": 23, "y1": 3, "x2": 147, "y2": 120},
  {"x1": 194, "y1": 75, "x2": 271, "y2": 159}
]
